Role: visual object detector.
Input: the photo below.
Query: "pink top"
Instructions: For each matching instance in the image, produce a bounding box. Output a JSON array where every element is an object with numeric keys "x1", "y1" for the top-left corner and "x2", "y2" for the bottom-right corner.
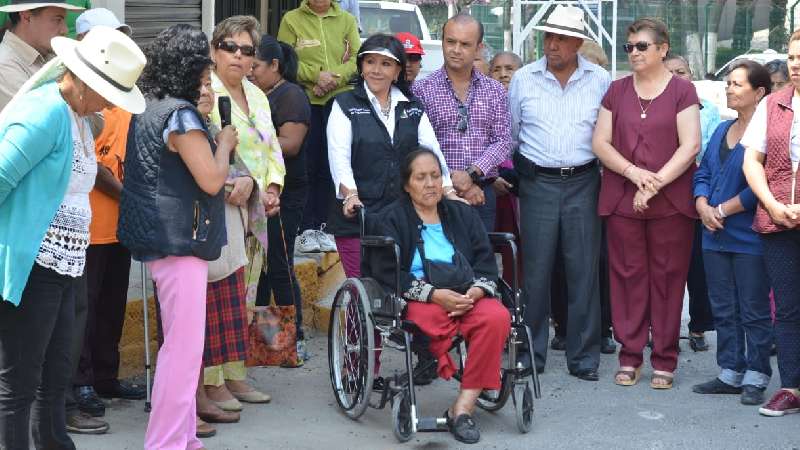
[{"x1": 598, "y1": 75, "x2": 700, "y2": 219}]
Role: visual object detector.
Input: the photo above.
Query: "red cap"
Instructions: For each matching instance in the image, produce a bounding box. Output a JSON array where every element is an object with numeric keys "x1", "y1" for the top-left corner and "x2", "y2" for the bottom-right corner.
[{"x1": 395, "y1": 32, "x2": 425, "y2": 56}]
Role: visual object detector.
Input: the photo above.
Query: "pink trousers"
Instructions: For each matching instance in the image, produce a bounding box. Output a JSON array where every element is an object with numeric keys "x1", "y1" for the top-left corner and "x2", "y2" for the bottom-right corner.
[{"x1": 145, "y1": 256, "x2": 208, "y2": 450}]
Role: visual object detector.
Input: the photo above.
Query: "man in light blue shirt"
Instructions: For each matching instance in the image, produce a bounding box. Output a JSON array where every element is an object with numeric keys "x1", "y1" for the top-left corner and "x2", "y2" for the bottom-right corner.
[
  {"x1": 338, "y1": 0, "x2": 360, "y2": 32},
  {"x1": 508, "y1": 4, "x2": 610, "y2": 380}
]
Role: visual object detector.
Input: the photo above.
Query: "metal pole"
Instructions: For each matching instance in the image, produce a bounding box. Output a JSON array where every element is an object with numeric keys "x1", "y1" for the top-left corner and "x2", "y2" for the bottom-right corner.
[
  {"x1": 140, "y1": 262, "x2": 153, "y2": 413},
  {"x1": 704, "y1": 1, "x2": 711, "y2": 75},
  {"x1": 792, "y1": 0, "x2": 800, "y2": 33}
]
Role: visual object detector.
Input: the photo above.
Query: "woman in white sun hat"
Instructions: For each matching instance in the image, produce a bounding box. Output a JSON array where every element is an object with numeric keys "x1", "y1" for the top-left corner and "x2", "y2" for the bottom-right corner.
[{"x1": 0, "y1": 25, "x2": 145, "y2": 450}]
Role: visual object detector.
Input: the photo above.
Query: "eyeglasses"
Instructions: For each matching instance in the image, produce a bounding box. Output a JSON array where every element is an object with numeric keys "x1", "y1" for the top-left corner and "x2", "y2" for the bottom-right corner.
[
  {"x1": 217, "y1": 40, "x2": 256, "y2": 57},
  {"x1": 457, "y1": 104, "x2": 468, "y2": 132},
  {"x1": 623, "y1": 41, "x2": 655, "y2": 53}
]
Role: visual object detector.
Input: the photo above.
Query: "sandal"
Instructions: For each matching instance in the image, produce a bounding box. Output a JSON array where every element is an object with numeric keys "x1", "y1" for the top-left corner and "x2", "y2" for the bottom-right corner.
[
  {"x1": 650, "y1": 371, "x2": 674, "y2": 390},
  {"x1": 614, "y1": 367, "x2": 641, "y2": 386}
]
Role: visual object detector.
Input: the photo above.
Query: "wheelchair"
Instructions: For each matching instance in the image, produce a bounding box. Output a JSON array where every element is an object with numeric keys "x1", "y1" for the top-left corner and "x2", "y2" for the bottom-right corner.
[{"x1": 327, "y1": 209, "x2": 541, "y2": 442}]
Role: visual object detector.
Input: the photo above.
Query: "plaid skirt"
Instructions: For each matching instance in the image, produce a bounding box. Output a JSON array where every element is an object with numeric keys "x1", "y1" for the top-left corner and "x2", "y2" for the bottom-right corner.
[{"x1": 204, "y1": 267, "x2": 248, "y2": 367}]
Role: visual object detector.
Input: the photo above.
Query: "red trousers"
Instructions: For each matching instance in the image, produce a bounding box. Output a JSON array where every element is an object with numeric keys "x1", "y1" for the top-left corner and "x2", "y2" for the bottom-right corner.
[
  {"x1": 606, "y1": 214, "x2": 694, "y2": 372},
  {"x1": 405, "y1": 298, "x2": 510, "y2": 390}
]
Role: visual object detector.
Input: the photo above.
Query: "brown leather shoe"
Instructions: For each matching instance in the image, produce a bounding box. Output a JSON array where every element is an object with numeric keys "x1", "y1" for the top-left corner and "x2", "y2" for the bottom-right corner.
[
  {"x1": 196, "y1": 417, "x2": 216, "y2": 438},
  {"x1": 198, "y1": 407, "x2": 240, "y2": 423}
]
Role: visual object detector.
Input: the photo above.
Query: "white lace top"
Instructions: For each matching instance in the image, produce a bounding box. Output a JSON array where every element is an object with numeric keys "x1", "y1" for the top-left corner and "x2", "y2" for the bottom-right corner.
[{"x1": 35, "y1": 111, "x2": 97, "y2": 277}]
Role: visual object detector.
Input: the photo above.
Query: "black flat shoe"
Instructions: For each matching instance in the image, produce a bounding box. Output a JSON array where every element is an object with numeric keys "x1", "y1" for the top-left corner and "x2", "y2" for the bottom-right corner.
[
  {"x1": 445, "y1": 410, "x2": 480, "y2": 444},
  {"x1": 413, "y1": 354, "x2": 438, "y2": 386},
  {"x1": 372, "y1": 376, "x2": 386, "y2": 392},
  {"x1": 550, "y1": 335, "x2": 566, "y2": 351},
  {"x1": 600, "y1": 337, "x2": 617, "y2": 354},
  {"x1": 75, "y1": 386, "x2": 105, "y2": 417},
  {"x1": 741, "y1": 385, "x2": 766, "y2": 405},
  {"x1": 94, "y1": 380, "x2": 146, "y2": 400},
  {"x1": 688, "y1": 334, "x2": 709, "y2": 352},
  {"x1": 692, "y1": 378, "x2": 741, "y2": 395},
  {"x1": 569, "y1": 368, "x2": 599, "y2": 381}
]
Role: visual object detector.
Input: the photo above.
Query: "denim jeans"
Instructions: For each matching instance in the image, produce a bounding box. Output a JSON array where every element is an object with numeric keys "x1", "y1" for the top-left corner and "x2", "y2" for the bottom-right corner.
[
  {"x1": 703, "y1": 251, "x2": 772, "y2": 388},
  {"x1": 0, "y1": 264, "x2": 77, "y2": 450}
]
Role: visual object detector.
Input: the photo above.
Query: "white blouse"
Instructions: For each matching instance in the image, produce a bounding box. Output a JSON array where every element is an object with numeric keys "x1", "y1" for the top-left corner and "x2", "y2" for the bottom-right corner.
[
  {"x1": 327, "y1": 82, "x2": 453, "y2": 198},
  {"x1": 741, "y1": 96, "x2": 800, "y2": 171},
  {"x1": 35, "y1": 111, "x2": 97, "y2": 277}
]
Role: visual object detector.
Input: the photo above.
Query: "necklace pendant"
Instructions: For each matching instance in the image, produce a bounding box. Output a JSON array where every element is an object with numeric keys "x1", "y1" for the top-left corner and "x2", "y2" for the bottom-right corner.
[{"x1": 640, "y1": 113, "x2": 647, "y2": 119}]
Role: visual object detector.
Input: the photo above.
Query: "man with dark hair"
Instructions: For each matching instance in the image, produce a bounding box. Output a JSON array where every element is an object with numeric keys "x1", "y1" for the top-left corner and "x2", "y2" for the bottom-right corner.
[{"x1": 413, "y1": 13, "x2": 512, "y2": 231}]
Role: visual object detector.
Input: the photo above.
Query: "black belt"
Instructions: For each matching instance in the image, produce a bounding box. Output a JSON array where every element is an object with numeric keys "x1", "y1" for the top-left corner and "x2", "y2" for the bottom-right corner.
[{"x1": 534, "y1": 160, "x2": 598, "y2": 177}]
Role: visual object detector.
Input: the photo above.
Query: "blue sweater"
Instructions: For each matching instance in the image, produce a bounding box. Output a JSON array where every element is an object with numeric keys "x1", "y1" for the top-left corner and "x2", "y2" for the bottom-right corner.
[
  {"x1": 693, "y1": 120, "x2": 761, "y2": 255},
  {"x1": 0, "y1": 82, "x2": 73, "y2": 305}
]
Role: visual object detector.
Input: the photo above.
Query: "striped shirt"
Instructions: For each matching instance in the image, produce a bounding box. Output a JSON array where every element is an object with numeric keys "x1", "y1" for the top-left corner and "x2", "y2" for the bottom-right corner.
[
  {"x1": 412, "y1": 67, "x2": 512, "y2": 177},
  {"x1": 509, "y1": 55, "x2": 610, "y2": 167}
]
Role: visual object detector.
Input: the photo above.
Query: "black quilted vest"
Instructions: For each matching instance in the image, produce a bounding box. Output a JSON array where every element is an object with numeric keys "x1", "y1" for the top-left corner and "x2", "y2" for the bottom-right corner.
[
  {"x1": 118, "y1": 96, "x2": 226, "y2": 261},
  {"x1": 326, "y1": 83, "x2": 423, "y2": 237}
]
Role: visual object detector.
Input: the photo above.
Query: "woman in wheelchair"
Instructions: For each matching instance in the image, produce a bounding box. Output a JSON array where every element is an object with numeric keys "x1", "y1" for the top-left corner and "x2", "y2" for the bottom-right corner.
[{"x1": 369, "y1": 148, "x2": 511, "y2": 444}]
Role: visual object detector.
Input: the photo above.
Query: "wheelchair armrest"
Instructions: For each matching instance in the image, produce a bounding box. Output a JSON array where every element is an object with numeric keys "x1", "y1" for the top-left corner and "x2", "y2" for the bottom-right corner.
[
  {"x1": 361, "y1": 235, "x2": 396, "y2": 248},
  {"x1": 488, "y1": 232, "x2": 516, "y2": 246}
]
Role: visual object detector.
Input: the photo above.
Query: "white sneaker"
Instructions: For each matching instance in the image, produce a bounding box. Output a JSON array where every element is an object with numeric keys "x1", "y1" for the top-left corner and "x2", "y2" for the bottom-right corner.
[
  {"x1": 296, "y1": 229, "x2": 321, "y2": 253},
  {"x1": 315, "y1": 224, "x2": 338, "y2": 252}
]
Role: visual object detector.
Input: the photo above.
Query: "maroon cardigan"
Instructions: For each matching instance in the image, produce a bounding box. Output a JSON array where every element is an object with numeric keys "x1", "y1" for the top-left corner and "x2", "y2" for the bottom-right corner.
[{"x1": 754, "y1": 85, "x2": 800, "y2": 233}]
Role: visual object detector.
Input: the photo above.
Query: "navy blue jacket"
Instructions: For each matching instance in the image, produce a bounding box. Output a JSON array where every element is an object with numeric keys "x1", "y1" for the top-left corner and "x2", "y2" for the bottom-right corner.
[{"x1": 693, "y1": 120, "x2": 761, "y2": 255}]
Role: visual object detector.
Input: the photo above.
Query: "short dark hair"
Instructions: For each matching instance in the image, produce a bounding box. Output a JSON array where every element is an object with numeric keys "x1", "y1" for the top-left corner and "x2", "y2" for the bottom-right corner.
[
  {"x1": 401, "y1": 147, "x2": 443, "y2": 187},
  {"x1": 729, "y1": 59, "x2": 772, "y2": 97},
  {"x1": 764, "y1": 59, "x2": 789, "y2": 80},
  {"x1": 354, "y1": 33, "x2": 412, "y2": 98},
  {"x1": 138, "y1": 24, "x2": 213, "y2": 104},
  {"x1": 442, "y1": 13, "x2": 484, "y2": 44},
  {"x1": 627, "y1": 17, "x2": 669, "y2": 46},
  {"x1": 258, "y1": 34, "x2": 299, "y2": 84},
  {"x1": 9, "y1": 8, "x2": 41, "y2": 28}
]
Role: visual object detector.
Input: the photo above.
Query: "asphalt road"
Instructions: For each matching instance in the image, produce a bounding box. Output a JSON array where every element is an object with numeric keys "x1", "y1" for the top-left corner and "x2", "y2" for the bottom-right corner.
[{"x1": 74, "y1": 304, "x2": 798, "y2": 450}]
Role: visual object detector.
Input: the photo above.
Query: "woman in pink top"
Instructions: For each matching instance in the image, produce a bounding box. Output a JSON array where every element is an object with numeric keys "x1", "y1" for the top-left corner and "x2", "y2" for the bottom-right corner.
[{"x1": 592, "y1": 18, "x2": 701, "y2": 389}]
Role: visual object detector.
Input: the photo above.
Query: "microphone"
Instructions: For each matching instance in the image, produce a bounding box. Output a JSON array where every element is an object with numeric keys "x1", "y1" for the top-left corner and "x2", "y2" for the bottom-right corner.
[{"x1": 218, "y1": 96, "x2": 234, "y2": 164}]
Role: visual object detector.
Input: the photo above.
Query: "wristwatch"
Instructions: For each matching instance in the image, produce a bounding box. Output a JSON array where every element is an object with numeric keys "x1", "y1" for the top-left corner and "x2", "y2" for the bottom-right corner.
[{"x1": 466, "y1": 166, "x2": 481, "y2": 185}]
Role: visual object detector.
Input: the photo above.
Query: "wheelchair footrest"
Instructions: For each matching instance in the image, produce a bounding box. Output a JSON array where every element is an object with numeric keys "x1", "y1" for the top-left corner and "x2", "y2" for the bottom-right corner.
[{"x1": 416, "y1": 416, "x2": 449, "y2": 432}]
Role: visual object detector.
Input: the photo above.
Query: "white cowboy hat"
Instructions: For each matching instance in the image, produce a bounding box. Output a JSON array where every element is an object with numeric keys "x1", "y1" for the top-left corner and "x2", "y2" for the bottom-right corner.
[
  {"x1": 0, "y1": 0, "x2": 85, "y2": 12},
  {"x1": 51, "y1": 25, "x2": 146, "y2": 114},
  {"x1": 533, "y1": 5, "x2": 593, "y2": 41}
]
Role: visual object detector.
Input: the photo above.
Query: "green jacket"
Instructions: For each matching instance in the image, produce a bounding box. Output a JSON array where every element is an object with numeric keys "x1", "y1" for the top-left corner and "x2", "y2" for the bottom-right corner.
[
  {"x1": 277, "y1": 0, "x2": 360, "y2": 105},
  {"x1": 0, "y1": 0, "x2": 91, "y2": 38}
]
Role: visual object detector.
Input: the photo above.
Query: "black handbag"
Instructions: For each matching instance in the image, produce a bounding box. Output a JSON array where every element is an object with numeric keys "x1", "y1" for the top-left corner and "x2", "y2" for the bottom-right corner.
[{"x1": 416, "y1": 235, "x2": 474, "y2": 294}]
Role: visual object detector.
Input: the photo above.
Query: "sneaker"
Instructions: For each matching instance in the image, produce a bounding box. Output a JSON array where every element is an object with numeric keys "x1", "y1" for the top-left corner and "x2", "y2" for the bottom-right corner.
[
  {"x1": 314, "y1": 224, "x2": 337, "y2": 252},
  {"x1": 759, "y1": 389, "x2": 800, "y2": 417},
  {"x1": 66, "y1": 411, "x2": 109, "y2": 435},
  {"x1": 296, "y1": 230, "x2": 321, "y2": 253},
  {"x1": 296, "y1": 339, "x2": 310, "y2": 362},
  {"x1": 94, "y1": 380, "x2": 146, "y2": 400},
  {"x1": 75, "y1": 386, "x2": 105, "y2": 417},
  {"x1": 741, "y1": 385, "x2": 766, "y2": 405}
]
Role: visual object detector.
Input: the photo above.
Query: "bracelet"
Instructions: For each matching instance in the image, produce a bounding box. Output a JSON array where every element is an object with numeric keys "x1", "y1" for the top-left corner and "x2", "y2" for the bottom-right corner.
[
  {"x1": 622, "y1": 164, "x2": 634, "y2": 177},
  {"x1": 717, "y1": 204, "x2": 727, "y2": 218},
  {"x1": 342, "y1": 192, "x2": 359, "y2": 205}
]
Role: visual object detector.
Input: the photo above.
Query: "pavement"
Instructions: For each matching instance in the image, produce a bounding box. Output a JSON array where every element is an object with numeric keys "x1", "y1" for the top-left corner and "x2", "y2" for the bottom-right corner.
[{"x1": 73, "y1": 300, "x2": 799, "y2": 450}]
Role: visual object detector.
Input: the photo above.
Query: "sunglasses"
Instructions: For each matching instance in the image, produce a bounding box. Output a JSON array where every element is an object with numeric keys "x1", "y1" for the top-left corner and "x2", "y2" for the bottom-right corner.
[
  {"x1": 457, "y1": 104, "x2": 468, "y2": 132},
  {"x1": 217, "y1": 40, "x2": 256, "y2": 57},
  {"x1": 623, "y1": 41, "x2": 655, "y2": 54}
]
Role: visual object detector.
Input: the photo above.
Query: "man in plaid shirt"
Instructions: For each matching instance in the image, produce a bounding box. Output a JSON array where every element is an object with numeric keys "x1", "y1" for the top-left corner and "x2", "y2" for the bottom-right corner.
[{"x1": 412, "y1": 14, "x2": 512, "y2": 231}]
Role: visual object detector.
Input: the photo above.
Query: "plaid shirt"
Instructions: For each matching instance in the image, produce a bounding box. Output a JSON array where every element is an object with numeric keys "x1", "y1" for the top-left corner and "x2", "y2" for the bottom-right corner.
[{"x1": 412, "y1": 67, "x2": 512, "y2": 177}]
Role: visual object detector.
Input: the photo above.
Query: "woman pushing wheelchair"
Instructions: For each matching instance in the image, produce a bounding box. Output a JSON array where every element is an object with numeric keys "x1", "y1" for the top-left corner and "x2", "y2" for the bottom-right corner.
[{"x1": 367, "y1": 148, "x2": 511, "y2": 444}]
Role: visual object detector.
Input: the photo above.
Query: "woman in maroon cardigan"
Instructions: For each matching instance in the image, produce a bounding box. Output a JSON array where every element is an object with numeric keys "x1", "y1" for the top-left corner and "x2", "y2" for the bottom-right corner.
[
  {"x1": 592, "y1": 18, "x2": 701, "y2": 389},
  {"x1": 741, "y1": 30, "x2": 800, "y2": 417}
]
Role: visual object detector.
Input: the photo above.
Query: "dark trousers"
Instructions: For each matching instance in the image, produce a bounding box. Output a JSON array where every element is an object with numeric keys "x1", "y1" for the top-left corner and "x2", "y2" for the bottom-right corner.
[
  {"x1": 688, "y1": 221, "x2": 714, "y2": 333},
  {"x1": 551, "y1": 223, "x2": 613, "y2": 339},
  {"x1": 475, "y1": 184, "x2": 497, "y2": 233},
  {"x1": 607, "y1": 213, "x2": 694, "y2": 372},
  {"x1": 519, "y1": 165, "x2": 601, "y2": 373},
  {"x1": 0, "y1": 265, "x2": 77, "y2": 450},
  {"x1": 703, "y1": 250, "x2": 772, "y2": 387},
  {"x1": 256, "y1": 185, "x2": 308, "y2": 340},
  {"x1": 73, "y1": 243, "x2": 132, "y2": 388},
  {"x1": 65, "y1": 274, "x2": 88, "y2": 415},
  {"x1": 761, "y1": 231, "x2": 800, "y2": 388},
  {"x1": 301, "y1": 102, "x2": 334, "y2": 232}
]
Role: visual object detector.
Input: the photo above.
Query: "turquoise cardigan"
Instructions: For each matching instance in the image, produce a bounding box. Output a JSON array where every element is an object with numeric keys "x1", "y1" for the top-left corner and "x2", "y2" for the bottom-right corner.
[{"x1": 0, "y1": 82, "x2": 73, "y2": 305}]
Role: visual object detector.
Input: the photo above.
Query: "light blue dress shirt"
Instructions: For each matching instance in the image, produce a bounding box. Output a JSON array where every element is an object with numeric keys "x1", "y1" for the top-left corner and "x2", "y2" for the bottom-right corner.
[
  {"x1": 337, "y1": 0, "x2": 361, "y2": 30},
  {"x1": 697, "y1": 98, "x2": 721, "y2": 162},
  {"x1": 509, "y1": 55, "x2": 611, "y2": 167}
]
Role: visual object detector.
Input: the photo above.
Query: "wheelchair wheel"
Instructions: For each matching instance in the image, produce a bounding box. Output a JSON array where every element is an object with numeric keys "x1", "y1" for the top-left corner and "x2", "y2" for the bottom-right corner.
[
  {"x1": 391, "y1": 388, "x2": 413, "y2": 442},
  {"x1": 513, "y1": 381, "x2": 534, "y2": 433},
  {"x1": 476, "y1": 371, "x2": 512, "y2": 412},
  {"x1": 328, "y1": 278, "x2": 376, "y2": 420}
]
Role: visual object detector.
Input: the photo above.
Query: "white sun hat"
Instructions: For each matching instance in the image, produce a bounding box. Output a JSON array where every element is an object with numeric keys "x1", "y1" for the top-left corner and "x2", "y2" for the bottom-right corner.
[
  {"x1": 0, "y1": 0, "x2": 84, "y2": 12},
  {"x1": 51, "y1": 25, "x2": 146, "y2": 114},
  {"x1": 532, "y1": 5, "x2": 593, "y2": 41}
]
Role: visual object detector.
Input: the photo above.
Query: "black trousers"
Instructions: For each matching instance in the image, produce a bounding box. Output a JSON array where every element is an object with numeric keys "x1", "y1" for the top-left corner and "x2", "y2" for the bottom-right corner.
[
  {"x1": 552, "y1": 224, "x2": 613, "y2": 339},
  {"x1": 0, "y1": 264, "x2": 77, "y2": 450},
  {"x1": 301, "y1": 102, "x2": 334, "y2": 232},
  {"x1": 65, "y1": 274, "x2": 88, "y2": 415},
  {"x1": 256, "y1": 185, "x2": 308, "y2": 340},
  {"x1": 687, "y1": 221, "x2": 714, "y2": 333},
  {"x1": 73, "y1": 243, "x2": 132, "y2": 388}
]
